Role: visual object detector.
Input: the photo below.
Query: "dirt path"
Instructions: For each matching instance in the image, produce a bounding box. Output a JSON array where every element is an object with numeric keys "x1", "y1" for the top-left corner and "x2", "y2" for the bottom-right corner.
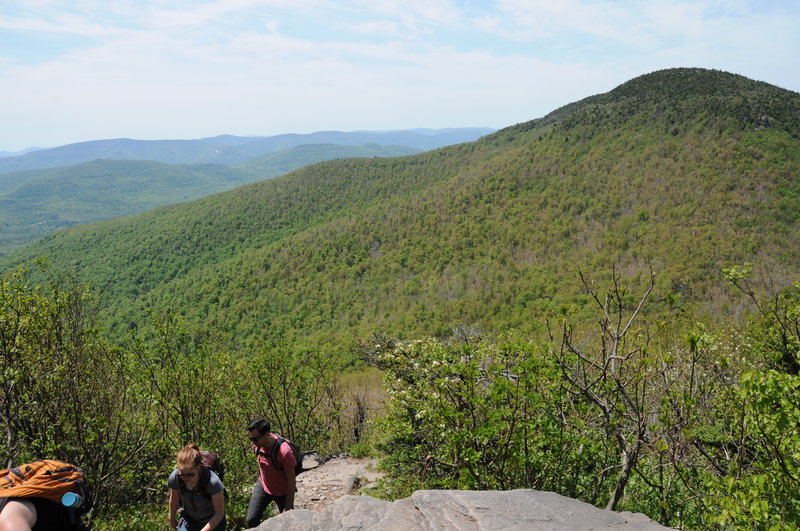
[{"x1": 294, "y1": 455, "x2": 384, "y2": 511}]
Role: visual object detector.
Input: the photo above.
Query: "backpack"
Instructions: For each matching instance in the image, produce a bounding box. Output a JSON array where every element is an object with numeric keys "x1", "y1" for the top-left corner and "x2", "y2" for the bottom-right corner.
[
  {"x1": 0, "y1": 459, "x2": 91, "y2": 523},
  {"x1": 178, "y1": 450, "x2": 227, "y2": 499},
  {"x1": 199, "y1": 450, "x2": 224, "y2": 485},
  {"x1": 268, "y1": 436, "x2": 305, "y2": 476}
]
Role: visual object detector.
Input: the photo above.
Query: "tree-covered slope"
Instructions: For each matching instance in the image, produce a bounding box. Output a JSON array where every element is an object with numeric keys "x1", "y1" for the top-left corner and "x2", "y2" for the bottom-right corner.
[
  {"x1": 3, "y1": 68, "x2": 798, "y2": 359},
  {"x1": 0, "y1": 159, "x2": 265, "y2": 255}
]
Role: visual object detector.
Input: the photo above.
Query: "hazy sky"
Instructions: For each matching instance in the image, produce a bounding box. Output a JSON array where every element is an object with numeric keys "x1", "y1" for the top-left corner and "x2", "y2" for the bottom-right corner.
[{"x1": 1, "y1": 0, "x2": 798, "y2": 151}]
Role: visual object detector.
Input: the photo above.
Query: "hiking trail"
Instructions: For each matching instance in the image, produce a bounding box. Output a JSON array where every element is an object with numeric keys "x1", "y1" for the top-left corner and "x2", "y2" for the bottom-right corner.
[{"x1": 294, "y1": 455, "x2": 384, "y2": 511}]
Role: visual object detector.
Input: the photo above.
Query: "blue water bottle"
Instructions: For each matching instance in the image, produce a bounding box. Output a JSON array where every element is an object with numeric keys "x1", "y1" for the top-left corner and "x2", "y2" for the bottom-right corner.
[
  {"x1": 61, "y1": 492, "x2": 83, "y2": 508},
  {"x1": 62, "y1": 492, "x2": 83, "y2": 524}
]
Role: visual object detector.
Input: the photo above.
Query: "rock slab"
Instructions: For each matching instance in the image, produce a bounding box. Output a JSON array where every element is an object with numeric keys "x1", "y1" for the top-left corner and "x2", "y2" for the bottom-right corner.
[{"x1": 254, "y1": 489, "x2": 673, "y2": 530}]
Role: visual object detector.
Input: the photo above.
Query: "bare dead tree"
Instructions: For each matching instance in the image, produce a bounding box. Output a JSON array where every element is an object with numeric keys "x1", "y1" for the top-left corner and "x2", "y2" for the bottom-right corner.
[{"x1": 554, "y1": 266, "x2": 669, "y2": 511}]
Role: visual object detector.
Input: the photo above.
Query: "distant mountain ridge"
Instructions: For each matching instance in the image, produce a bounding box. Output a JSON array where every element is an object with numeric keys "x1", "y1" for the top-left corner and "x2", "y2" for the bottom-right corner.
[
  {"x1": 2, "y1": 68, "x2": 797, "y2": 359},
  {"x1": 0, "y1": 128, "x2": 495, "y2": 174},
  {"x1": 0, "y1": 147, "x2": 44, "y2": 158},
  {"x1": 236, "y1": 143, "x2": 422, "y2": 174}
]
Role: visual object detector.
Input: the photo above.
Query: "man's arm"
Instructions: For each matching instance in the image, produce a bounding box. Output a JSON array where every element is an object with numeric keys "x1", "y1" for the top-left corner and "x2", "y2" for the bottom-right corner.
[{"x1": 283, "y1": 466, "x2": 296, "y2": 511}]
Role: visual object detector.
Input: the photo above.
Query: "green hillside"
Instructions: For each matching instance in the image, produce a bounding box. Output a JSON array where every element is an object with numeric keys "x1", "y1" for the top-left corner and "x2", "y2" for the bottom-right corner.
[
  {"x1": 3, "y1": 68, "x2": 799, "y2": 361},
  {"x1": 0, "y1": 167, "x2": 44, "y2": 194},
  {"x1": 0, "y1": 159, "x2": 265, "y2": 255}
]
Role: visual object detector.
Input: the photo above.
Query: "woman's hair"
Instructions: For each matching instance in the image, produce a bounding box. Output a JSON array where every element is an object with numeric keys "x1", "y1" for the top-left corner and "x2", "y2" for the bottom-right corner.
[{"x1": 176, "y1": 443, "x2": 202, "y2": 468}]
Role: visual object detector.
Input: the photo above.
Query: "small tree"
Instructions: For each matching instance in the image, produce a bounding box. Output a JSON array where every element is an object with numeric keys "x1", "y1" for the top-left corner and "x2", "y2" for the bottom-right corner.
[
  {"x1": 369, "y1": 334, "x2": 589, "y2": 499},
  {"x1": 723, "y1": 264, "x2": 799, "y2": 373},
  {"x1": 0, "y1": 265, "x2": 38, "y2": 467},
  {"x1": 246, "y1": 342, "x2": 338, "y2": 452},
  {"x1": 0, "y1": 261, "x2": 154, "y2": 514},
  {"x1": 703, "y1": 265, "x2": 800, "y2": 528},
  {"x1": 554, "y1": 267, "x2": 671, "y2": 510},
  {"x1": 130, "y1": 311, "x2": 230, "y2": 449}
]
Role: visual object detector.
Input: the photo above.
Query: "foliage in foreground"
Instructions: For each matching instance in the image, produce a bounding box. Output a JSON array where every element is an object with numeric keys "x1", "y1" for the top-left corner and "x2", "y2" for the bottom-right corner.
[
  {"x1": 0, "y1": 261, "x2": 383, "y2": 529},
  {"x1": 368, "y1": 268, "x2": 800, "y2": 530},
  {"x1": 2, "y1": 260, "x2": 800, "y2": 529}
]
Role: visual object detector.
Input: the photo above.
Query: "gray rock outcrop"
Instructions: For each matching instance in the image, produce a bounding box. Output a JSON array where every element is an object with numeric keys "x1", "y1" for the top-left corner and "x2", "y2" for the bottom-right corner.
[{"x1": 254, "y1": 489, "x2": 672, "y2": 530}]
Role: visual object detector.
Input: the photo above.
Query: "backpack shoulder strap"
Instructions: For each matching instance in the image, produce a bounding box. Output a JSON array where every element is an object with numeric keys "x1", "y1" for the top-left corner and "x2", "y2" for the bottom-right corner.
[
  {"x1": 198, "y1": 465, "x2": 211, "y2": 496},
  {"x1": 271, "y1": 437, "x2": 287, "y2": 471}
]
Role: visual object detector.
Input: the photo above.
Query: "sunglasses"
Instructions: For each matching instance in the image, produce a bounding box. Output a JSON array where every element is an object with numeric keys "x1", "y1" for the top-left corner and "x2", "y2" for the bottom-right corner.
[
  {"x1": 249, "y1": 435, "x2": 261, "y2": 443},
  {"x1": 177, "y1": 470, "x2": 198, "y2": 478}
]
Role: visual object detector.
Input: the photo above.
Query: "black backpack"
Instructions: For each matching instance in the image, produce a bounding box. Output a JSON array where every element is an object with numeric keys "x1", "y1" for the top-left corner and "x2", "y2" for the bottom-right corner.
[{"x1": 257, "y1": 437, "x2": 305, "y2": 476}]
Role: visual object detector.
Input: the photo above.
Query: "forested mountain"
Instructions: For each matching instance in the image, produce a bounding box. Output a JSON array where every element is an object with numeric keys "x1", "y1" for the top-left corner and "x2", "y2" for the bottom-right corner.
[
  {"x1": 0, "y1": 144, "x2": 424, "y2": 255},
  {"x1": 2, "y1": 68, "x2": 798, "y2": 362},
  {"x1": 0, "y1": 128, "x2": 493, "y2": 173}
]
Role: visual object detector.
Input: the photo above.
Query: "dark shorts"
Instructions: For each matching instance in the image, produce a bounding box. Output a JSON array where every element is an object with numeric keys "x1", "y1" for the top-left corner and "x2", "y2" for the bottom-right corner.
[{"x1": 30, "y1": 497, "x2": 72, "y2": 531}]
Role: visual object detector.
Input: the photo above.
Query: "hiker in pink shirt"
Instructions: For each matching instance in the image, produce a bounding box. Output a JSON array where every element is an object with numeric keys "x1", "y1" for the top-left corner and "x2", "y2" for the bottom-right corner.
[{"x1": 245, "y1": 418, "x2": 297, "y2": 528}]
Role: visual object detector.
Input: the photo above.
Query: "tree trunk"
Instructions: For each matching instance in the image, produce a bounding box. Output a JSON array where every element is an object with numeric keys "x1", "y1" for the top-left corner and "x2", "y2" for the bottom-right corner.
[{"x1": 606, "y1": 444, "x2": 638, "y2": 511}]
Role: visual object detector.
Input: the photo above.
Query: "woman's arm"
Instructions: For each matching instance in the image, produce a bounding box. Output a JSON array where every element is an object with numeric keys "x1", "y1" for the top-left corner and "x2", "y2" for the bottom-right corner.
[
  {"x1": 168, "y1": 488, "x2": 181, "y2": 529},
  {"x1": 202, "y1": 491, "x2": 225, "y2": 531}
]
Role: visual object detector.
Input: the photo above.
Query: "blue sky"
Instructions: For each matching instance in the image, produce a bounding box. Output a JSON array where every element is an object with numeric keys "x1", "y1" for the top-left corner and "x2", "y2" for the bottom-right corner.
[{"x1": 0, "y1": 0, "x2": 798, "y2": 151}]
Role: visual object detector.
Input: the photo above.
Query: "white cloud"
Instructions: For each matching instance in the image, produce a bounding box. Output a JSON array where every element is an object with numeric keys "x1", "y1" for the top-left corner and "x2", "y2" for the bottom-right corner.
[
  {"x1": 350, "y1": 19, "x2": 403, "y2": 38},
  {"x1": 491, "y1": 0, "x2": 638, "y2": 42},
  {"x1": 264, "y1": 18, "x2": 278, "y2": 32},
  {"x1": 0, "y1": 0, "x2": 798, "y2": 150}
]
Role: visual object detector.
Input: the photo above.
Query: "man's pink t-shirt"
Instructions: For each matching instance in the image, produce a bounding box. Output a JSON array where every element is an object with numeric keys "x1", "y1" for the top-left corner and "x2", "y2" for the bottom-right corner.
[{"x1": 254, "y1": 435, "x2": 297, "y2": 495}]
